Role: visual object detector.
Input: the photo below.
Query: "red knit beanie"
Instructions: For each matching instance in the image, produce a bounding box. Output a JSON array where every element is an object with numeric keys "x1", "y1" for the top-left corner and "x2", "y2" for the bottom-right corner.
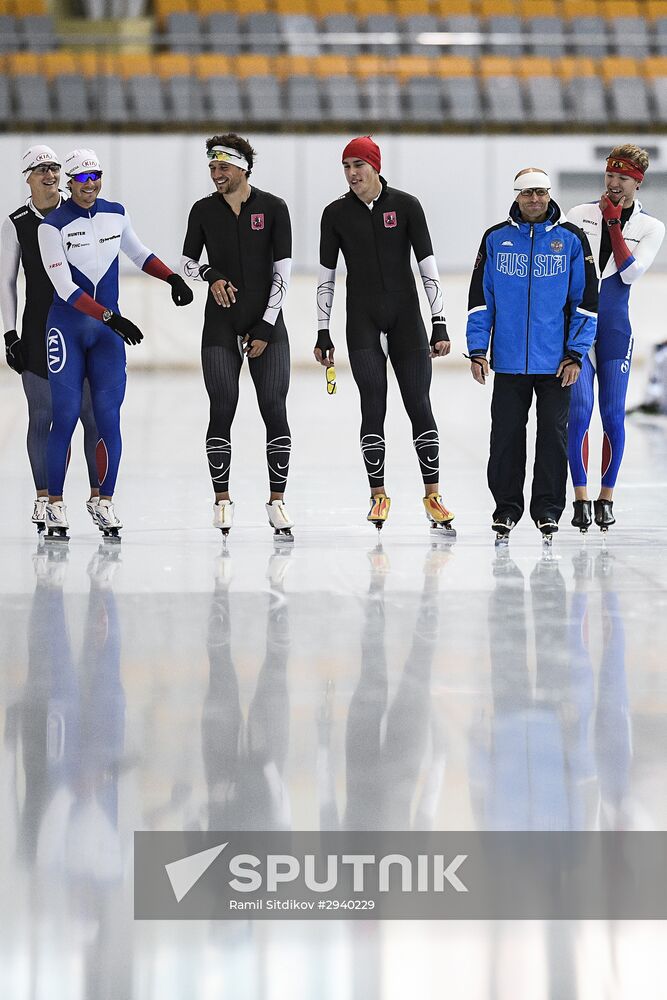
[{"x1": 342, "y1": 136, "x2": 381, "y2": 173}]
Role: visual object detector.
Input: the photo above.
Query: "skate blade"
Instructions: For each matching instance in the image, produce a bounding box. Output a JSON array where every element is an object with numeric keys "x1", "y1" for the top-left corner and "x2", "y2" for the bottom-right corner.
[
  {"x1": 368, "y1": 520, "x2": 385, "y2": 531},
  {"x1": 101, "y1": 528, "x2": 121, "y2": 542},
  {"x1": 34, "y1": 522, "x2": 46, "y2": 533},
  {"x1": 273, "y1": 529, "x2": 294, "y2": 544},
  {"x1": 45, "y1": 531, "x2": 69, "y2": 543},
  {"x1": 495, "y1": 534, "x2": 510, "y2": 546},
  {"x1": 429, "y1": 523, "x2": 456, "y2": 541}
]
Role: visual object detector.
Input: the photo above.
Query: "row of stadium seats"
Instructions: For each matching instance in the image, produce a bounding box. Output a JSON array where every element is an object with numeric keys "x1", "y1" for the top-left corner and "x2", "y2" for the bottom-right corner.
[
  {"x1": 2, "y1": 51, "x2": 667, "y2": 125},
  {"x1": 153, "y1": 0, "x2": 667, "y2": 16},
  {"x1": 159, "y1": 10, "x2": 667, "y2": 58},
  {"x1": 0, "y1": 15, "x2": 56, "y2": 52}
]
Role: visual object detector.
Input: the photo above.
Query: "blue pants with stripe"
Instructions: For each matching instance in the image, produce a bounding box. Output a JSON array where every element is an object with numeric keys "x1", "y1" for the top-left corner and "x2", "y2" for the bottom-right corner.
[
  {"x1": 568, "y1": 336, "x2": 632, "y2": 490},
  {"x1": 46, "y1": 306, "x2": 126, "y2": 497}
]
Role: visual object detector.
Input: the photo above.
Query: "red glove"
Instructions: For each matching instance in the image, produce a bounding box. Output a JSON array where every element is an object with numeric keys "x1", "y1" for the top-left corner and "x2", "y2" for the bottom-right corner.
[{"x1": 599, "y1": 193, "x2": 623, "y2": 225}]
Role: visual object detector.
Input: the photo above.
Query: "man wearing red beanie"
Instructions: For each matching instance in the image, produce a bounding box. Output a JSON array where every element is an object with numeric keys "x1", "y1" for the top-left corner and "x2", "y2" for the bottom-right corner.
[{"x1": 314, "y1": 136, "x2": 454, "y2": 538}]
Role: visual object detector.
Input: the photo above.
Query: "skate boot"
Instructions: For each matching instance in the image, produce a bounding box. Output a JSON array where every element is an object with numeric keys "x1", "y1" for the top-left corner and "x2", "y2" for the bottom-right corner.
[
  {"x1": 32, "y1": 496, "x2": 48, "y2": 533},
  {"x1": 266, "y1": 499, "x2": 294, "y2": 542},
  {"x1": 537, "y1": 516, "x2": 558, "y2": 548},
  {"x1": 423, "y1": 493, "x2": 456, "y2": 541},
  {"x1": 86, "y1": 496, "x2": 100, "y2": 526},
  {"x1": 213, "y1": 499, "x2": 234, "y2": 537},
  {"x1": 571, "y1": 499, "x2": 592, "y2": 533},
  {"x1": 367, "y1": 493, "x2": 390, "y2": 531},
  {"x1": 95, "y1": 498, "x2": 122, "y2": 540},
  {"x1": 593, "y1": 499, "x2": 615, "y2": 532},
  {"x1": 44, "y1": 501, "x2": 69, "y2": 542},
  {"x1": 492, "y1": 514, "x2": 515, "y2": 546}
]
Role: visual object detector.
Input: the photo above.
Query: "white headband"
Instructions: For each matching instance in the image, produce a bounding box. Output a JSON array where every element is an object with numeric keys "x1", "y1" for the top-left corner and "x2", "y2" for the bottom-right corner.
[
  {"x1": 207, "y1": 145, "x2": 249, "y2": 172},
  {"x1": 514, "y1": 170, "x2": 551, "y2": 193}
]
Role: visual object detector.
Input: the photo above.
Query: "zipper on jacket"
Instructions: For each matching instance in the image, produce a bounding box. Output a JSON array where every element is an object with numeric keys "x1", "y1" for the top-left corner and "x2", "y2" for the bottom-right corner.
[
  {"x1": 525, "y1": 224, "x2": 535, "y2": 373},
  {"x1": 90, "y1": 209, "x2": 99, "y2": 299}
]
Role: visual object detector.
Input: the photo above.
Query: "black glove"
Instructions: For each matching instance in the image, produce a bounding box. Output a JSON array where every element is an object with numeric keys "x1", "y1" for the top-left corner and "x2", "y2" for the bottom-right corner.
[
  {"x1": 103, "y1": 310, "x2": 144, "y2": 346},
  {"x1": 167, "y1": 273, "x2": 194, "y2": 306},
  {"x1": 430, "y1": 316, "x2": 450, "y2": 348},
  {"x1": 246, "y1": 318, "x2": 274, "y2": 348},
  {"x1": 315, "y1": 329, "x2": 334, "y2": 362},
  {"x1": 198, "y1": 264, "x2": 227, "y2": 286},
  {"x1": 4, "y1": 331, "x2": 25, "y2": 373}
]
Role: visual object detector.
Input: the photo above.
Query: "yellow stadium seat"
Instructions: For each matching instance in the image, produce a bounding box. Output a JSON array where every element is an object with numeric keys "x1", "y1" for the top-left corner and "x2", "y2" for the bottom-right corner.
[
  {"x1": 154, "y1": 0, "x2": 192, "y2": 17},
  {"x1": 435, "y1": 55, "x2": 474, "y2": 77},
  {"x1": 312, "y1": 53, "x2": 351, "y2": 76},
  {"x1": 479, "y1": 0, "x2": 518, "y2": 16},
  {"x1": 431, "y1": 0, "x2": 475, "y2": 15},
  {"x1": 518, "y1": 0, "x2": 558, "y2": 15},
  {"x1": 517, "y1": 56, "x2": 555, "y2": 77},
  {"x1": 396, "y1": 0, "x2": 432, "y2": 15},
  {"x1": 194, "y1": 0, "x2": 235, "y2": 13},
  {"x1": 117, "y1": 52, "x2": 155, "y2": 78},
  {"x1": 275, "y1": 54, "x2": 314, "y2": 77},
  {"x1": 600, "y1": 55, "x2": 638, "y2": 78},
  {"x1": 230, "y1": 0, "x2": 269, "y2": 11},
  {"x1": 643, "y1": 55, "x2": 667, "y2": 75},
  {"x1": 42, "y1": 51, "x2": 78, "y2": 79},
  {"x1": 393, "y1": 54, "x2": 434, "y2": 80},
  {"x1": 234, "y1": 53, "x2": 274, "y2": 77},
  {"x1": 275, "y1": 0, "x2": 314, "y2": 12},
  {"x1": 562, "y1": 0, "x2": 600, "y2": 16},
  {"x1": 312, "y1": 0, "x2": 352, "y2": 13},
  {"x1": 351, "y1": 0, "x2": 392, "y2": 14},
  {"x1": 155, "y1": 53, "x2": 193, "y2": 77},
  {"x1": 11, "y1": 0, "x2": 47, "y2": 13},
  {"x1": 194, "y1": 52, "x2": 234, "y2": 76},
  {"x1": 646, "y1": 1, "x2": 667, "y2": 18},
  {"x1": 479, "y1": 55, "x2": 515, "y2": 77},
  {"x1": 557, "y1": 56, "x2": 597, "y2": 78},
  {"x1": 352, "y1": 54, "x2": 392, "y2": 77},
  {"x1": 7, "y1": 52, "x2": 42, "y2": 75},
  {"x1": 77, "y1": 50, "x2": 109, "y2": 78},
  {"x1": 601, "y1": 1, "x2": 641, "y2": 16}
]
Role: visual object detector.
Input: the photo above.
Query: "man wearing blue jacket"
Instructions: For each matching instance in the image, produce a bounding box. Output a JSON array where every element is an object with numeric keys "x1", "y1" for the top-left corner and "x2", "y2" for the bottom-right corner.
[{"x1": 466, "y1": 168, "x2": 598, "y2": 540}]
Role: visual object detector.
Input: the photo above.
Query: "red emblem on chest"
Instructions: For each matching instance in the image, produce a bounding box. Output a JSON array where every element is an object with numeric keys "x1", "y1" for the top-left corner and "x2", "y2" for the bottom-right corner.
[
  {"x1": 383, "y1": 211, "x2": 397, "y2": 229},
  {"x1": 251, "y1": 214, "x2": 265, "y2": 231}
]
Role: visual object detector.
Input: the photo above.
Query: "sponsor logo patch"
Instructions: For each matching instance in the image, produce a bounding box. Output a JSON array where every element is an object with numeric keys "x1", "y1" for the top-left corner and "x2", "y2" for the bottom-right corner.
[
  {"x1": 47, "y1": 327, "x2": 66, "y2": 374},
  {"x1": 99, "y1": 234, "x2": 120, "y2": 243},
  {"x1": 251, "y1": 214, "x2": 264, "y2": 231},
  {"x1": 383, "y1": 211, "x2": 397, "y2": 229},
  {"x1": 49, "y1": 261, "x2": 62, "y2": 268},
  {"x1": 66, "y1": 241, "x2": 90, "y2": 250},
  {"x1": 67, "y1": 230, "x2": 85, "y2": 237},
  {"x1": 501, "y1": 240, "x2": 514, "y2": 246}
]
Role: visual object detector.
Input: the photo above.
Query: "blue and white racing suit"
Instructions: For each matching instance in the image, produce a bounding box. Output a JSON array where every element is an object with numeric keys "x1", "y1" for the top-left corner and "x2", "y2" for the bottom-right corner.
[
  {"x1": 38, "y1": 197, "x2": 171, "y2": 497},
  {"x1": 566, "y1": 200, "x2": 664, "y2": 489}
]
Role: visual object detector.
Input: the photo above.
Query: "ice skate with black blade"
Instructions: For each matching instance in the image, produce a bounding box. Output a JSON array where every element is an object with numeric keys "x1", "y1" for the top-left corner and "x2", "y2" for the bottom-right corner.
[
  {"x1": 32, "y1": 497, "x2": 48, "y2": 534},
  {"x1": 95, "y1": 498, "x2": 122, "y2": 541},
  {"x1": 492, "y1": 514, "x2": 515, "y2": 546},
  {"x1": 367, "y1": 493, "x2": 390, "y2": 532},
  {"x1": 423, "y1": 493, "x2": 456, "y2": 541},
  {"x1": 213, "y1": 498, "x2": 234, "y2": 537},
  {"x1": 593, "y1": 499, "x2": 615, "y2": 532},
  {"x1": 571, "y1": 499, "x2": 592, "y2": 533},
  {"x1": 44, "y1": 500, "x2": 69, "y2": 542},
  {"x1": 537, "y1": 517, "x2": 558, "y2": 548},
  {"x1": 266, "y1": 499, "x2": 294, "y2": 542}
]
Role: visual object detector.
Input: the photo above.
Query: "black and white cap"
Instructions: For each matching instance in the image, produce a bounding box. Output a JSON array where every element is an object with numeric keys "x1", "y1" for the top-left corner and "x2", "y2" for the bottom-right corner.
[{"x1": 22, "y1": 144, "x2": 61, "y2": 173}]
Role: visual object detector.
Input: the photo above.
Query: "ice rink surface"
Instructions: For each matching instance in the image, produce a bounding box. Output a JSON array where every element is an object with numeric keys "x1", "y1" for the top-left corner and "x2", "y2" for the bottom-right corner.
[{"x1": 1, "y1": 364, "x2": 666, "y2": 1000}]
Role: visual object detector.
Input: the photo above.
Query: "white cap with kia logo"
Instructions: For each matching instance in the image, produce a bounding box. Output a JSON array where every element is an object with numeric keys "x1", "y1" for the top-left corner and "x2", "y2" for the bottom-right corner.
[
  {"x1": 21, "y1": 144, "x2": 61, "y2": 173},
  {"x1": 64, "y1": 148, "x2": 102, "y2": 176}
]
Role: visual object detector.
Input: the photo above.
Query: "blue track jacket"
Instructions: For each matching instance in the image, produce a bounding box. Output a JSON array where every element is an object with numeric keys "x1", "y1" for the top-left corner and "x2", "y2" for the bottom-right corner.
[{"x1": 466, "y1": 200, "x2": 598, "y2": 374}]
